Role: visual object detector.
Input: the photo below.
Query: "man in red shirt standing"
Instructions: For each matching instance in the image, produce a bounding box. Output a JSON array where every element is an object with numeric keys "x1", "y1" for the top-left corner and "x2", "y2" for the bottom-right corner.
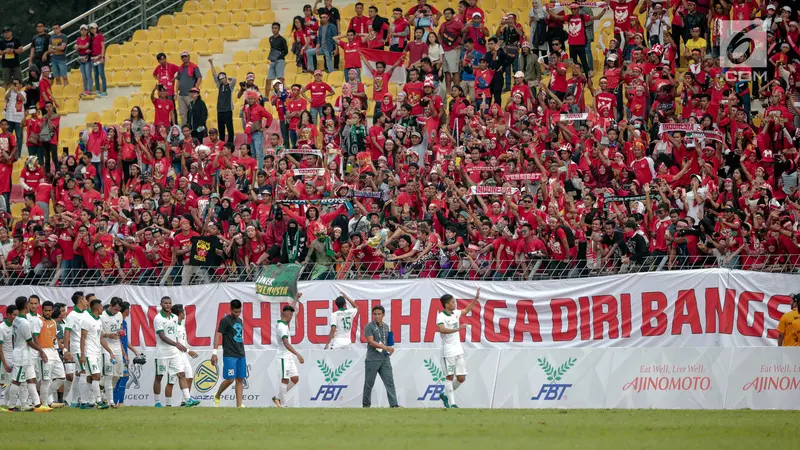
[
  {"x1": 152, "y1": 52, "x2": 179, "y2": 101},
  {"x1": 150, "y1": 84, "x2": 176, "y2": 128},
  {"x1": 438, "y1": 8, "x2": 465, "y2": 98},
  {"x1": 548, "y1": 3, "x2": 606, "y2": 76},
  {"x1": 243, "y1": 90, "x2": 273, "y2": 171},
  {"x1": 334, "y1": 30, "x2": 363, "y2": 80},
  {"x1": 301, "y1": 70, "x2": 335, "y2": 125},
  {"x1": 286, "y1": 84, "x2": 308, "y2": 147},
  {"x1": 348, "y1": 2, "x2": 370, "y2": 35},
  {"x1": 388, "y1": 7, "x2": 410, "y2": 52}
]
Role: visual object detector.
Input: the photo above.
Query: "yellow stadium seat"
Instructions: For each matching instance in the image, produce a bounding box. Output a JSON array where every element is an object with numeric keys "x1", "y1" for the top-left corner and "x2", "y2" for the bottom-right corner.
[
  {"x1": 85, "y1": 112, "x2": 101, "y2": 123},
  {"x1": 194, "y1": 39, "x2": 211, "y2": 56},
  {"x1": 128, "y1": 70, "x2": 143, "y2": 85},
  {"x1": 148, "y1": 28, "x2": 162, "y2": 42},
  {"x1": 255, "y1": 0, "x2": 270, "y2": 9},
  {"x1": 240, "y1": 0, "x2": 254, "y2": 10},
  {"x1": 227, "y1": 0, "x2": 242, "y2": 10},
  {"x1": 211, "y1": 0, "x2": 228, "y2": 11},
  {"x1": 164, "y1": 40, "x2": 179, "y2": 54},
  {"x1": 134, "y1": 41, "x2": 149, "y2": 55},
  {"x1": 106, "y1": 44, "x2": 121, "y2": 57},
  {"x1": 188, "y1": 13, "x2": 203, "y2": 25},
  {"x1": 221, "y1": 24, "x2": 237, "y2": 41},
  {"x1": 189, "y1": 25, "x2": 205, "y2": 40},
  {"x1": 101, "y1": 109, "x2": 116, "y2": 124},
  {"x1": 260, "y1": 10, "x2": 275, "y2": 24},
  {"x1": 178, "y1": 39, "x2": 195, "y2": 53},
  {"x1": 132, "y1": 29, "x2": 148, "y2": 42},
  {"x1": 115, "y1": 109, "x2": 130, "y2": 123},
  {"x1": 216, "y1": 12, "x2": 232, "y2": 24},
  {"x1": 121, "y1": 55, "x2": 137, "y2": 70},
  {"x1": 158, "y1": 15, "x2": 174, "y2": 27},
  {"x1": 253, "y1": 62, "x2": 267, "y2": 77},
  {"x1": 61, "y1": 127, "x2": 75, "y2": 141},
  {"x1": 259, "y1": 37, "x2": 270, "y2": 50},
  {"x1": 198, "y1": 0, "x2": 213, "y2": 11},
  {"x1": 161, "y1": 27, "x2": 177, "y2": 41},
  {"x1": 118, "y1": 44, "x2": 134, "y2": 56},
  {"x1": 209, "y1": 38, "x2": 224, "y2": 54},
  {"x1": 202, "y1": 12, "x2": 218, "y2": 26},
  {"x1": 235, "y1": 25, "x2": 250, "y2": 40},
  {"x1": 106, "y1": 69, "x2": 119, "y2": 87},
  {"x1": 183, "y1": 0, "x2": 199, "y2": 12},
  {"x1": 61, "y1": 98, "x2": 78, "y2": 114},
  {"x1": 113, "y1": 97, "x2": 129, "y2": 110},
  {"x1": 206, "y1": 25, "x2": 222, "y2": 39},
  {"x1": 248, "y1": 49, "x2": 263, "y2": 63},
  {"x1": 52, "y1": 84, "x2": 65, "y2": 98},
  {"x1": 232, "y1": 51, "x2": 248, "y2": 64},
  {"x1": 114, "y1": 71, "x2": 130, "y2": 87},
  {"x1": 173, "y1": 13, "x2": 189, "y2": 26},
  {"x1": 327, "y1": 72, "x2": 343, "y2": 86},
  {"x1": 63, "y1": 84, "x2": 82, "y2": 99},
  {"x1": 148, "y1": 41, "x2": 164, "y2": 55}
]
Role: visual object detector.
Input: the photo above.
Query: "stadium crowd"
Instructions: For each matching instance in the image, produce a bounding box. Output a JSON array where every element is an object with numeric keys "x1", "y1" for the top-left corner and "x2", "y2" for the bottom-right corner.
[{"x1": 1, "y1": 0, "x2": 800, "y2": 286}]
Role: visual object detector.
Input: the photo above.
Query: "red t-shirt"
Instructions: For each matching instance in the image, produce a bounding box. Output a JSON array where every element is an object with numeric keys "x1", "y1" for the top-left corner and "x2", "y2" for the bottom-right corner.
[
  {"x1": 438, "y1": 19, "x2": 465, "y2": 51},
  {"x1": 286, "y1": 98, "x2": 308, "y2": 131},
  {"x1": 566, "y1": 14, "x2": 589, "y2": 46},
  {"x1": 610, "y1": 1, "x2": 637, "y2": 32},
  {"x1": 372, "y1": 71, "x2": 391, "y2": 101},
  {"x1": 549, "y1": 63, "x2": 568, "y2": 92},
  {"x1": 305, "y1": 81, "x2": 333, "y2": 108},
  {"x1": 340, "y1": 40, "x2": 362, "y2": 69},
  {"x1": 153, "y1": 63, "x2": 180, "y2": 95},
  {"x1": 152, "y1": 97, "x2": 174, "y2": 127},
  {"x1": 406, "y1": 41, "x2": 427, "y2": 66}
]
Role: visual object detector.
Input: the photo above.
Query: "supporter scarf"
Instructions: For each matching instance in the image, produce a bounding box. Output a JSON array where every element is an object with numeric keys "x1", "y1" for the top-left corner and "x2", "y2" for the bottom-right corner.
[
  {"x1": 283, "y1": 228, "x2": 302, "y2": 262},
  {"x1": 465, "y1": 165, "x2": 505, "y2": 173},
  {"x1": 659, "y1": 123, "x2": 694, "y2": 134},
  {"x1": 293, "y1": 168, "x2": 326, "y2": 177},
  {"x1": 277, "y1": 198, "x2": 350, "y2": 205},
  {"x1": 548, "y1": 1, "x2": 607, "y2": 7},
  {"x1": 559, "y1": 113, "x2": 589, "y2": 122},
  {"x1": 504, "y1": 173, "x2": 542, "y2": 181},
  {"x1": 318, "y1": 235, "x2": 336, "y2": 258},
  {"x1": 351, "y1": 189, "x2": 390, "y2": 201},
  {"x1": 470, "y1": 186, "x2": 520, "y2": 196},
  {"x1": 282, "y1": 148, "x2": 323, "y2": 157}
]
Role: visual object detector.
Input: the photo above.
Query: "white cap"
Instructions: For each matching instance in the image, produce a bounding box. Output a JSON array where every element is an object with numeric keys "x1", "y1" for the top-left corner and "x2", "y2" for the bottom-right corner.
[
  {"x1": 782, "y1": 6, "x2": 791, "y2": 12},
  {"x1": 272, "y1": 79, "x2": 282, "y2": 87},
  {"x1": 767, "y1": 4, "x2": 776, "y2": 10},
  {"x1": 80, "y1": 24, "x2": 88, "y2": 30},
  {"x1": 514, "y1": 71, "x2": 524, "y2": 78},
  {"x1": 89, "y1": 23, "x2": 98, "y2": 29}
]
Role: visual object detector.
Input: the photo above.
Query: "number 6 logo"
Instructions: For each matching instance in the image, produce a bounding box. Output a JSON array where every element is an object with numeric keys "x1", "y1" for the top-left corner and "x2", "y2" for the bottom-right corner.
[{"x1": 721, "y1": 20, "x2": 767, "y2": 69}]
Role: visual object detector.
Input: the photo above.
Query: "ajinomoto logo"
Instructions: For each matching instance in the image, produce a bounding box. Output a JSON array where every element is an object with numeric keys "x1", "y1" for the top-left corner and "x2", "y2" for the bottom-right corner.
[
  {"x1": 532, "y1": 357, "x2": 576, "y2": 400},
  {"x1": 417, "y1": 358, "x2": 446, "y2": 401},
  {"x1": 194, "y1": 359, "x2": 219, "y2": 393},
  {"x1": 310, "y1": 359, "x2": 353, "y2": 401}
]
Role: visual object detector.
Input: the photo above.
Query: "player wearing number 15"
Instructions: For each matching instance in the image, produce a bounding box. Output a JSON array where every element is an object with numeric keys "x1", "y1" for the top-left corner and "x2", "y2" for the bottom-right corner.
[
  {"x1": 211, "y1": 299, "x2": 247, "y2": 408},
  {"x1": 436, "y1": 288, "x2": 481, "y2": 409},
  {"x1": 325, "y1": 292, "x2": 358, "y2": 350},
  {"x1": 80, "y1": 298, "x2": 117, "y2": 409},
  {"x1": 153, "y1": 296, "x2": 199, "y2": 408},
  {"x1": 272, "y1": 292, "x2": 304, "y2": 408}
]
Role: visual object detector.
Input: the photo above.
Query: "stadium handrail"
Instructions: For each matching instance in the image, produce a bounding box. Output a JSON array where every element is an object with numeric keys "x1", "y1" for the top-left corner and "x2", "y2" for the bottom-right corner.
[
  {"x1": 19, "y1": 0, "x2": 187, "y2": 78},
  {"x1": 6, "y1": 254, "x2": 799, "y2": 287}
]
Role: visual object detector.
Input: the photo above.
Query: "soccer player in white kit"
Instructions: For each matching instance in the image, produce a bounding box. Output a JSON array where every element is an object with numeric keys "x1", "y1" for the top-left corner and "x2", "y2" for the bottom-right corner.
[
  {"x1": 436, "y1": 288, "x2": 481, "y2": 409},
  {"x1": 80, "y1": 298, "x2": 116, "y2": 409},
  {"x1": 0, "y1": 305, "x2": 18, "y2": 411},
  {"x1": 100, "y1": 298, "x2": 125, "y2": 407},
  {"x1": 272, "y1": 292, "x2": 304, "y2": 408},
  {"x1": 63, "y1": 291, "x2": 89, "y2": 407},
  {"x1": 165, "y1": 304, "x2": 199, "y2": 407},
  {"x1": 324, "y1": 292, "x2": 359, "y2": 350},
  {"x1": 8, "y1": 296, "x2": 51, "y2": 412},
  {"x1": 153, "y1": 296, "x2": 199, "y2": 408}
]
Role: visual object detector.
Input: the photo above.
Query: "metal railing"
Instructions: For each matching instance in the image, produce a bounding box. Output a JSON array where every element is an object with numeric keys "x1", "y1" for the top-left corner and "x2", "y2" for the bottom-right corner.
[
  {"x1": 20, "y1": 0, "x2": 186, "y2": 77},
  {"x1": 5, "y1": 255, "x2": 799, "y2": 287}
]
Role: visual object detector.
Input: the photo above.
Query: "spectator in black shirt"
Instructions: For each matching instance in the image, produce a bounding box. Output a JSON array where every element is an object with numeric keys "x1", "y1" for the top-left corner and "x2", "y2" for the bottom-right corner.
[
  {"x1": 0, "y1": 27, "x2": 24, "y2": 87},
  {"x1": 29, "y1": 23, "x2": 50, "y2": 69},
  {"x1": 184, "y1": 221, "x2": 223, "y2": 284},
  {"x1": 266, "y1": 23, "x2": 288, "y2": 90}
]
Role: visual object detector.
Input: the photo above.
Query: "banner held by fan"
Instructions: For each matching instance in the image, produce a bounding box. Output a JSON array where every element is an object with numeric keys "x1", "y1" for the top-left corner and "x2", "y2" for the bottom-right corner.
[
  {"x1": 360, "y1": 48, "x2": 407, "y2": 84},
  {"x1": 255, "y1": 263, "x2": 302, "y2": 302}
]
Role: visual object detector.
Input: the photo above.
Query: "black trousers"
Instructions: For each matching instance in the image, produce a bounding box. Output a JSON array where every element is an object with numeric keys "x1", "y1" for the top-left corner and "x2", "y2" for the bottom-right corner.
[{"x1": 217, "y1": 110, "x2": 235, "y2": 143}]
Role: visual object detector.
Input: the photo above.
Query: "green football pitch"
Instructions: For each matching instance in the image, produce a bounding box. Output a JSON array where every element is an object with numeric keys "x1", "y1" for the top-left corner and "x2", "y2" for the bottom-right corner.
[{"x1": 5, "y1": 407, "x2": 795, "y2": 449}]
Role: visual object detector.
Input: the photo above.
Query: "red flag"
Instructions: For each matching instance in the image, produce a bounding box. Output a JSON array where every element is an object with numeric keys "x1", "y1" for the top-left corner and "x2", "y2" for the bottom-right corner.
[{"x1": 360, "y1": 48, "x2": 406, "y2": 84}]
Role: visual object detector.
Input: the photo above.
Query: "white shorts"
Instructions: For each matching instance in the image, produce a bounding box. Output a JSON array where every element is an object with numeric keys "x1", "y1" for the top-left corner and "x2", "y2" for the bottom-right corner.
[
  {"x1": 103, "y1": 353, "x2": 124, "y2": 377},
  {"x1": 11, "y1": 364, "x2": 35, "y2": 383},
  {"x1": 41, "y1": 349, "x2": 66, "y2": 380},
  {"x1": 329, "y1": 339, "x2": 352, "y2": 350},
  {"x1": 278, "y1": 355, "x2": 298, "y2": 379},
  {"x1": 84, "y1": 354, "x2": 102, "y2": 375},
  {"x1": 167, "y1": 354, "x2": 193, "y2": 385},
  {"x1": 1, "y1": 365, "x2": 13, "y2": 385},
  {"x1": 442, "y1": 354, "x2": 468, "y2": 377},
  {"x1": 155, "y1": 357, "x2": 182, "y2": 378}
]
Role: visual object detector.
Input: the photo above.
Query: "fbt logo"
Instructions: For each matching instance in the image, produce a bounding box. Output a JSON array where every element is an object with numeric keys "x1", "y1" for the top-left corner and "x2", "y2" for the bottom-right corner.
[
  {"x1": 311, "y1": 359, "x2": 353, "y2": 401},
  {"x1": 417, "y1": 359, "x2": 446, "y2": 401},
  {"x1": 532, "y1": 357, "x2": 577, "y2": 401}
]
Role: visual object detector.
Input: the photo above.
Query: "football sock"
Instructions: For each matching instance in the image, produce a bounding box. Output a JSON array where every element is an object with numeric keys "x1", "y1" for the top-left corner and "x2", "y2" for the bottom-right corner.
[
  {"x1": 104, "y1": 375, "x2": 114, "y2": 403},
  {"x1": 453, "y1": 379, "x2": 462, "y2": 391},
  {"x1": 40, "y1": 380, "x2": 51, "y2": 405},
  {"x1": 7, "y1": 384, "x2": 19, "y2": 408},
  {"x1": 182, "y1": 388, "x2": 191, "y2": 402},
  {"x1": 154, "y1": 394, "x2": 161, "y2": 404},
  {"x1": 64, "y1": 378, "x2": 73, "y2": 403},
  {"x1": 50, "y1": 379, "x2": 64, "y2": 404},
  {"x1": 445, "y1": 379, "x2": 455, "y2": 406},
  {"x1": 79, "y1": 375, "x2": 90, "y2": 403},
  {"x1": 27, "y1": 383, "x2": 41, "y2": 407},
  {"x1": 279, "y1": 382, "x2": 288, "y2": 403},
  {"x1": 91, "y1": 379, "x2": 102, "y2": 403}
]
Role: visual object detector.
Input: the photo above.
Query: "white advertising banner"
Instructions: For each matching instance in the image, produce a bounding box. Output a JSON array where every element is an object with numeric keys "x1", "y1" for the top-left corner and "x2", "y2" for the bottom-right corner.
[
  {"x1": 108, "y1": 347, "x2": 799, "y2": 409},
  {"x1": 604, "y1": 347, "x2": 732, "y2": 410},
  {"x1": 0, "y1": 269, "x2": 793, "y2": 352},
  {"x1": 723, "y1": 347, "x2": 800, "y2": 410}
]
